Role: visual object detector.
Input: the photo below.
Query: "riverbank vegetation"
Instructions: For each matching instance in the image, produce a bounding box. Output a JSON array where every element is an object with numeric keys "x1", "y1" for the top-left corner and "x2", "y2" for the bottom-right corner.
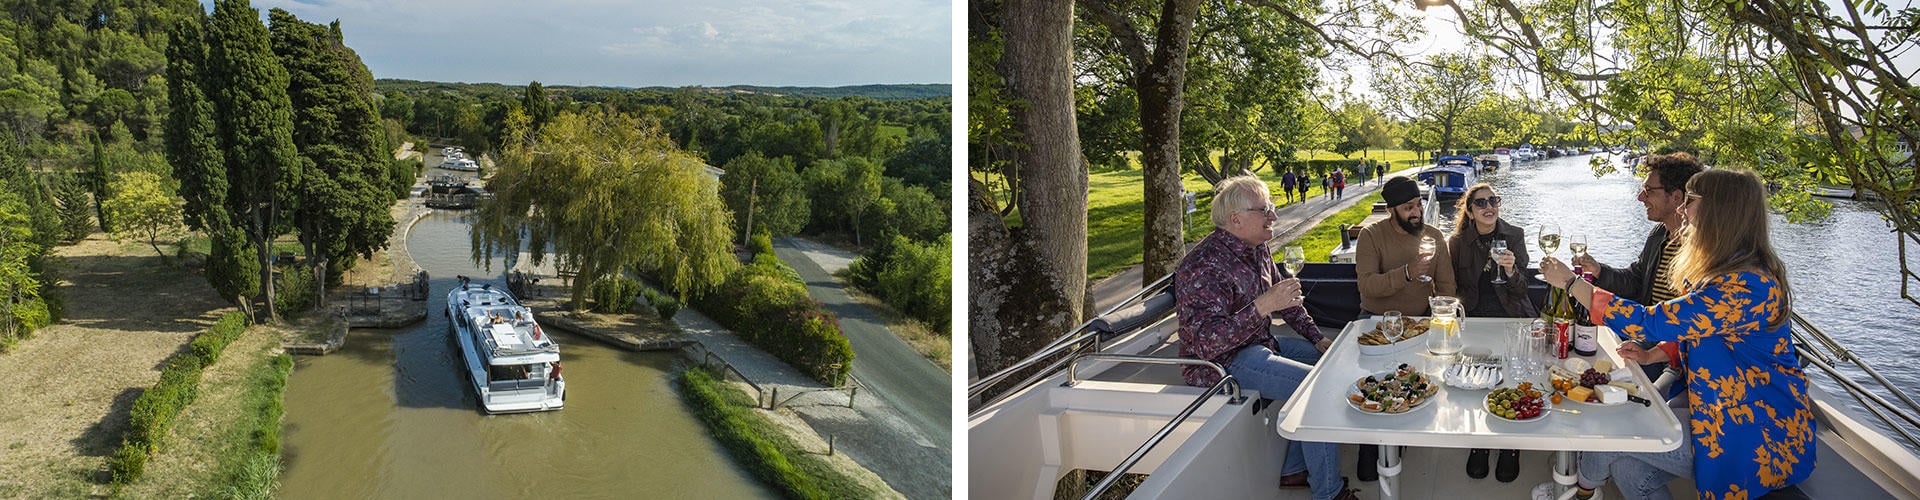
[
  {"x1": 676, "y1": 365, "x2": 888, "y2": 500},
  {"x1": 686, "y1": 234, "x2": 855, "y2": 386},
  {"x1": 108, "y1": 312, "x2": 246, "y2": 485}
]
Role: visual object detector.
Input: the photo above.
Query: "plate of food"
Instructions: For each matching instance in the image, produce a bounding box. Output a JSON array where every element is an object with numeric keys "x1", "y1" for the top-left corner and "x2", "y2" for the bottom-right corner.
[
  {"x1": 1355, "y1": 317, "x2": 1432, "y2": 356},
  {"x1": 1485, "y1": 384, "x2": 1551, "y2": 422},
  {"x1": 1346, "y1": 364, "x2": 1441, "y2": 415},
  {"x1": 1547, "y1": 360, "x2": 1654, "y2": 407}
]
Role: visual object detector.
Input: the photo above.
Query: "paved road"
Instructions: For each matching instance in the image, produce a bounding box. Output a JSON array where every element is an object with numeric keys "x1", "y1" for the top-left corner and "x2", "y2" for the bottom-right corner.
[{"x1": 773, "y1": 238, "x2": 952, "y2": 498}]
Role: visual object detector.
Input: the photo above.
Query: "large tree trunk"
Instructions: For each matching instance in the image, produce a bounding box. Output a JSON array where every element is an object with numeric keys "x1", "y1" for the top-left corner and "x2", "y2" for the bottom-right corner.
[
  {"x1": 1136, "y1": 0, "x2": 1202, "y2": 288},
  {"x1": 973, "y1": 0, "x2": 1087, "y2": 375}
]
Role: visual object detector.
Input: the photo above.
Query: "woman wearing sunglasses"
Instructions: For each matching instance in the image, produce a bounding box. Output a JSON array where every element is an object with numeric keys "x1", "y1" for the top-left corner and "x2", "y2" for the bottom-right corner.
[{"x1": 1446, "y1": 183, "x2": 1537, "y2": 482}]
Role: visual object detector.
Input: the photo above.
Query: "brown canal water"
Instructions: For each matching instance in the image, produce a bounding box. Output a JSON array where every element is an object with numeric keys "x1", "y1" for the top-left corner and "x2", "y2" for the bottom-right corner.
[{"x1": 278, "y1": 211, "x2": 771, "y2": 499}]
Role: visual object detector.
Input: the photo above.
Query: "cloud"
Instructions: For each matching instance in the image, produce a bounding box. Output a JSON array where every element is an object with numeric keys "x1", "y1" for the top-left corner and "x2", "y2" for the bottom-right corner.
[{"x1": 252, "y1": 0, "x2": 951, "y2": 87}]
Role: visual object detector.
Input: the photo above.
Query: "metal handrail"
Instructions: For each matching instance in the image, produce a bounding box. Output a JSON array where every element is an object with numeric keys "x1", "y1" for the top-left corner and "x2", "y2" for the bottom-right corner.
[
  {"x1": 968, "y1": 272, "x2": 1177, "y2": 401},
  {"x1": 1788, "y1": 312, "x2": 1920, "y2": 450},
  {"x1": 1080, "y1": 369, "x2": 1243, "y2": 500}
]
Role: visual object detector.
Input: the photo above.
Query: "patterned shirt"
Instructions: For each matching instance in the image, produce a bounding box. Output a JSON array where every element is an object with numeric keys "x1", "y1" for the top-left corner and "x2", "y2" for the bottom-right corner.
[
  {"x1": 1593, "y1": 271, "x2": 1815, "y2": 498},
  {"x1": 1176, "y1": 230, "x2": 1322, "y2": 387}
]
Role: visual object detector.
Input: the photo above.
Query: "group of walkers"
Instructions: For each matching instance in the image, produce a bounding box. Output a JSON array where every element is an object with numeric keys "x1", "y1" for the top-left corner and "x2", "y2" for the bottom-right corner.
[
  {"x1": 1175, "y1": 152, "x2": 1814, "y2": 500},
  {"x1": 1277, "y1": 161, "x2": 1388, "y2": 205}
]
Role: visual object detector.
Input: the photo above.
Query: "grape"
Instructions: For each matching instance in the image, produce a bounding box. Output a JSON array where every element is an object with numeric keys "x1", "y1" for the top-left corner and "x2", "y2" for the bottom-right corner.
[{"x1": 1580, "y1": 368, "x2": 1611, "y2": 388}]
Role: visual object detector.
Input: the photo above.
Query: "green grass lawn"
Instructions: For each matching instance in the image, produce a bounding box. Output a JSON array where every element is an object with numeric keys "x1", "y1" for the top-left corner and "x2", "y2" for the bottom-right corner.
[
  {"x1": 1080, "y1": 150, "x2": 1428, "y2": 279},
  {"x1": 1280, "y1": 192, "x2": 1384, "y2": 262}
]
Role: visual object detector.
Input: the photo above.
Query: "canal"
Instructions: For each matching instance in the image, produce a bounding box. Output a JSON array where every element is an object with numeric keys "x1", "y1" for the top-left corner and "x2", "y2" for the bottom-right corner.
[
  {"x1": 278, "y1": 192, "x2": 771, "y2": 497},
  {"x1": 1474, "y1": 153, "x2": 1920, "y2": 452}
]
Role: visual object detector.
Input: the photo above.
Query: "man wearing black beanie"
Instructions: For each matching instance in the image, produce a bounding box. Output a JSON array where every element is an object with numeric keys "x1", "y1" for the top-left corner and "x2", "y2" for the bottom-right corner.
[{"x1": 1355, "y1": 176, "x2": 1455, "y2": 316}]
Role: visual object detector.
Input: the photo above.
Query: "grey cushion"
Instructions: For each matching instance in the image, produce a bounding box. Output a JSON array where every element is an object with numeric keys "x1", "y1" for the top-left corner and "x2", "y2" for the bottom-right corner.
[{"x1": 1091, "y1": 290, "x2": 1176, "y2": 338}]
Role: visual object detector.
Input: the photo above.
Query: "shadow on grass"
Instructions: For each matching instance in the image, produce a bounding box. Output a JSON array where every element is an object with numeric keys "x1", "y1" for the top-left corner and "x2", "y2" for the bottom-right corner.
[
  {"x1": 71, "y1": 386, "x2": 141, "y2": 465},
  {"x1": 56, "y1": 255, "x2": 229, "y2": 335}
]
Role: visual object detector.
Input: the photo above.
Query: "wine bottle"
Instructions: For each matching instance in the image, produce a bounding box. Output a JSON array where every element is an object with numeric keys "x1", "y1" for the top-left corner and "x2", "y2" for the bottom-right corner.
[
  {"x1": 1542, "y1": 268, "x2": 1575, "y2": 359},
  {"x1": 1570, "y1": 269, "x2": 1599, "y2": 357}
]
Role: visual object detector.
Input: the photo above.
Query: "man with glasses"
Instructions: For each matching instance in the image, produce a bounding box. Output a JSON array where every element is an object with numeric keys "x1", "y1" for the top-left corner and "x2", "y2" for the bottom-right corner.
[
  {"x1": 1356, "y1": 176, "x2": 1455, "y2": 316},
  {"x1": 1572, "y1": 152, "x2": 1704, "y2": 397},
  {"x1": 1176, "y1": 175, "x2": 1356, "y2": 500}
]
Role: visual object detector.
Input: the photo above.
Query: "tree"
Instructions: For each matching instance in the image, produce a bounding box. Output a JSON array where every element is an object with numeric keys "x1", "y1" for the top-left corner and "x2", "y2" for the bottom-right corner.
[
  {"x1": 968, "y1": 0, "x2": 1089, "y2": 375},
  {"x1": 805, "y1": 156, "x2": 885, "y2": 245},
  {"x1": 207, "y1": 0, "x2": 303, "y2": 321},
  {"x1": 104, "y1": 171, "x2": 182, "y2": 259},
  {"x1": 470, "y1": 108, "x2": 735, "y2": 311},
  {"x1": 164, "y1": 14, "x2": 229, "y2": 234},
  {"x1": 0, "y1": 176, "x2": 48, "y2": 348},
  {"x1": 719, "y1": 151, "x2": 809, "y2": 238},
  {"x1": 522, "y1": 81, "x2": 552, "y2": 131},
  {"x1": 1373, "y1": 53, "x2": 1493, "y2": 155},
  {"x1": 1331, "y1": 98, "x2": 1391, "y2": 161},
  {"x1": 271, "y1": 9, "x2": 394, "y2": 305}
]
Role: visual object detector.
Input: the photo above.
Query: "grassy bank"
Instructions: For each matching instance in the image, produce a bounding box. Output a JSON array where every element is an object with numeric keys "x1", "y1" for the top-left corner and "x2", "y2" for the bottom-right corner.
[
  {"x1": 1082, "y1": 151, "x2": 1424, "y2": 278},
  {"x1": 1281, "y1": 192, "x2": 1385, "y2": 261},
  {"x1": 675, "y1": 366, "x2": 882, "y2": 500},
  {"x1": 115, "y1": 319, "x2": 291, "y2": 499}
]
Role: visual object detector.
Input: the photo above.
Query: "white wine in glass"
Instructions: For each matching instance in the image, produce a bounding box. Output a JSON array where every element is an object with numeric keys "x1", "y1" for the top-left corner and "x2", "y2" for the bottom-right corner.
[
  {"x1": 1417, "y1": 236, "x2": 1437, "y2": 282},
  {"x1": 1537, "y1": 224, "x2": 1562, "y2": 257},
  {"x1": 1283, "y1": 245, "x2": 1307, "y2": 297},
  {"x1": 1569, "y1": 234, "x2": 1588, "y2": 258}
]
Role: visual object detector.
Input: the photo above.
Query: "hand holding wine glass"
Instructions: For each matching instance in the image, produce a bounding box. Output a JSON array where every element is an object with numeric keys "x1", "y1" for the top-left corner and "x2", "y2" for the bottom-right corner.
[
  {"x1": 1417, "y1": 236, "x2": 1437, "y2": 282},
  {"x1": 1537, "y1": 223, "x2": 1562, "y2": 257},
  {"x1": 1569, "y1": 234, "x2": 1589, "y2": 259},
  {"x1": 1283, "y1": 245, "x2": 1308, "y2": 299},
  {"x1": 1490, "y1": 240, "x2": 1510, "y2": 284}
]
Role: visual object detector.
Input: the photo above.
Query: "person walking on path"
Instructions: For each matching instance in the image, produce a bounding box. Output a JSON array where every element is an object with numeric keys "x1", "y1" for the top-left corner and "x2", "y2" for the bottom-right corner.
[
  {"x1": 1281, "y1": 170, "x2": 1299, "y2": 204},
  {"x1": 1299, "y1": 172, "x2": 1313, "y2": 202},
  {"x1": 1320, "y1": 175, "x2": 1332, "y2": 200},
  {"x1": 1332, "y1": 170, "x2": 1346, "y2": 199}
]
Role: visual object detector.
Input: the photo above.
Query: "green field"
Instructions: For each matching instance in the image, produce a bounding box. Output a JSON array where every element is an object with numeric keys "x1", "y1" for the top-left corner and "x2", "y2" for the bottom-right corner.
[
  {"x1": 1080, "y1": 151, "x2": 1426, "y2": 278},
  {"x1": 1282, "y1": 192, "x2": 1385, "y2": 262}
]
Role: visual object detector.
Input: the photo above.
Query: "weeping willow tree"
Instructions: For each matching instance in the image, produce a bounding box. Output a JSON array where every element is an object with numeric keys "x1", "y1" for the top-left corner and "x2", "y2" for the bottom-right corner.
[{"x1": 470, "y1": 107, "x2": 737, "y2": 311}]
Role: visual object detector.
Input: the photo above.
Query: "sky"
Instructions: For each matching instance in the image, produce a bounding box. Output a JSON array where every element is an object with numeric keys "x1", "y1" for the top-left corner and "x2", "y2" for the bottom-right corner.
[{"x1": 221, "y1": 0, "x2": 953, "y2": 87}]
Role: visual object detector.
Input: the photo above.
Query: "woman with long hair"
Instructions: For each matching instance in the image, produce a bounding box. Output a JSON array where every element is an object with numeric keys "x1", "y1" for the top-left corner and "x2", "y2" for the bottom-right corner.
[
  {"x1": 1446, "y1": 183, "x2": 1537, "y2": 481},
  {"x1": 1540, "y1": 168, "x2": 1813, "y2": 499}
]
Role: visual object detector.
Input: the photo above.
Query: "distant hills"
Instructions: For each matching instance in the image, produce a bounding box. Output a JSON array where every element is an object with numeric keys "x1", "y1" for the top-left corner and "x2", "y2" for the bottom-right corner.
[{"x1": 374, "y1": 79, "x2": 949, "y2": 101}]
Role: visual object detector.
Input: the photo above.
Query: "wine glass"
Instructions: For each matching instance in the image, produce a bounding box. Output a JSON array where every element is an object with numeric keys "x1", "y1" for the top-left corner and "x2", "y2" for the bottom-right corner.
[
  {"x1": 1282, "y1": 245, "x2": 1307, "y2": 299},
  {"x1": 1568, "y1": 234, "x2": 1589, "y2": 260},
  {"x1": 1381, "y1": 310, "x2": 1404, "y2": 341},
  {"x1": 1417, "y1": 236, "x2": 1437, "y2": 282},
  {"x1": 1489, "y1": 240, "x2": 1509, "y2": 284},
  {"x1": 1537, "y1": 223, "x2": 1562, "y2": 258}
]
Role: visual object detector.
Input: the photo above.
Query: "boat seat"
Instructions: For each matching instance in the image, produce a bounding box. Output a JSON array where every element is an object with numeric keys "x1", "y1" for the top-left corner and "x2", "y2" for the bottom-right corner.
[{"x1": 1089, "y1": 290, "x2": 1175, "y2": 341}]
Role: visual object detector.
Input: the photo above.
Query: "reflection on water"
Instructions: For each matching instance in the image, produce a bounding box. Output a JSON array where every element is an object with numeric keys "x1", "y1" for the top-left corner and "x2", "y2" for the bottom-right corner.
[
  {"x1": 279, "y1": 211, "x2": 770, "y2": 498},
  {"x1": 1481, "y1": 155, "x2": 1920, "y2": 452}
]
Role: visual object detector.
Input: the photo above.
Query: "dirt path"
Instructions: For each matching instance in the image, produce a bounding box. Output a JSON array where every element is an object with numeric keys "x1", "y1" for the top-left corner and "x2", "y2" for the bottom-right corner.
[{"x1": 0, "y1": 235, "x2": 235, "y2": 497}]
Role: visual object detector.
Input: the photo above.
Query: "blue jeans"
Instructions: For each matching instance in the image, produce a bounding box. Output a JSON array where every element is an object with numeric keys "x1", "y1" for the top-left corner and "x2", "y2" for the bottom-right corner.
[
  {"x1": 1227, "y1": 338, "x2": 1342, "y2": 500},
  {"x1": 1577, "y1": 406, "x2": 1692, "y2": 499}
]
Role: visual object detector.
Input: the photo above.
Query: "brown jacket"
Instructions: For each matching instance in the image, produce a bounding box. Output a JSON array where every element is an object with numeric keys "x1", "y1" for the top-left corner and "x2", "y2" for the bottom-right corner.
[
  {"x1": 1447, "y1": 219, "x2": 1536, "y2": 317},
  {"x1": 1356, "y1": 219, "x2": 1455, "y2": 315}
]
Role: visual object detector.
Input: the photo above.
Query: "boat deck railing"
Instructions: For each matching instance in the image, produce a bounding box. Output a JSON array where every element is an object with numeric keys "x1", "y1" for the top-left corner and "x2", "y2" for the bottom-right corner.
[
  {"x1": 1789, "y1": 312, "x2": 1920, "y2": 450},
  {"x1": 1064, "y1": 354, "x2": 1240, "y2": 500},
  {"x1": 968, "y1": 272, "x2": 1177, "y2": 417}
]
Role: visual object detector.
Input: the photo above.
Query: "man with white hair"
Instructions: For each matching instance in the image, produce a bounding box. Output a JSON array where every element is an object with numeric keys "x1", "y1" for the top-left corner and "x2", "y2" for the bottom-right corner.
[{"x1": 1176, "y1": 175, "x2": 1356, "y2": 500}]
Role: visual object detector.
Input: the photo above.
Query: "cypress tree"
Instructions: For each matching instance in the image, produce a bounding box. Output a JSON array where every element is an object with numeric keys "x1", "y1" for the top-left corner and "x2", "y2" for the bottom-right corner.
[
  {"x1": 206, "y1": 0, "x2": 301, "y2": 322},
  {"x1": 523, "y1": 81, "x2": 552, "y2": 131},
  {"x1": 162, "y1": 13, "x2": 229, "y2": 234}
]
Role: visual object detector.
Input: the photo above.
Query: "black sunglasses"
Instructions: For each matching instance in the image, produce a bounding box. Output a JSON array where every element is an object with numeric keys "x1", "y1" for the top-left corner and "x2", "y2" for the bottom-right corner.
[{"x1": 1469, "y1": 196, "x2": 1502, "y2": 209}]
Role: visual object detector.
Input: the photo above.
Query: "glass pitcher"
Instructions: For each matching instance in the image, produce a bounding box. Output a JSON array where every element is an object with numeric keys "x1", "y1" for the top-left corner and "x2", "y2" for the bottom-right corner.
[{"x1": 1427, "y1": 296, "x2": 1464, "y2": 357}]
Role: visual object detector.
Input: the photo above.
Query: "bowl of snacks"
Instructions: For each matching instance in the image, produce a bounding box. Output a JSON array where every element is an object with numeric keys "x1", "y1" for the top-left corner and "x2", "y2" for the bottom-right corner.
[
  {"x1": 1485, "y1": 382, "x2": 1550, "y2": 422},
  {"x1": 1356, "y1": 317, "x2": 1432, "y2": 356}
]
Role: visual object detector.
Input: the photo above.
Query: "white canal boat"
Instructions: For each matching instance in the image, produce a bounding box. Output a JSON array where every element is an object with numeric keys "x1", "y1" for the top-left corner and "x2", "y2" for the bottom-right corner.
[{"x1": 447, "y1": 279, "x2": 565, "y2": 414}]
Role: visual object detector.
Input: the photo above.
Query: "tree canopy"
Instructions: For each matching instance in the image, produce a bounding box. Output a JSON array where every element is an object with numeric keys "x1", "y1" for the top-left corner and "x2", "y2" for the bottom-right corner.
[{"x1": 470, "y1": 108, "x2": 737, "y2": 310}]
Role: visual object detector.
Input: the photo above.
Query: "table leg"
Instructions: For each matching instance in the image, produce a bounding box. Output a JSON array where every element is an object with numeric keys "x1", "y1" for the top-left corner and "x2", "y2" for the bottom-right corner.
[
  {"x1": 1376, "y1": 445, "x2": 1403, "y2": 500},
  {"x1": 1554, "y1": 450, "x2": 1577, "y2": 496}
]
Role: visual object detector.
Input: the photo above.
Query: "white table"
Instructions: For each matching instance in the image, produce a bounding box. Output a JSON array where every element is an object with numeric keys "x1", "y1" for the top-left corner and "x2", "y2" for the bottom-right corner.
[{"x1": 1275, "y1": 317, "x2": 1686, "y2": 499}]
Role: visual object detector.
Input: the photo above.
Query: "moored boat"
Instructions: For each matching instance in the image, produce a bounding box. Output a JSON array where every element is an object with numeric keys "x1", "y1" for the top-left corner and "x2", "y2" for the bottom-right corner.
[
  {"x1": 1415, "y1": 155, "x2": 1477, "y2": 199},
  {"x1": 446, "y1": 278, "x2": 565, "y2": 414}
]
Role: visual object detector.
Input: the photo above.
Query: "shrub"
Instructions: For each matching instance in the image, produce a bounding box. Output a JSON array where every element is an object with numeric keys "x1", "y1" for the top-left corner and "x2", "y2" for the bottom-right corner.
[
  {"x1": 273, "y1": 264, "x2": 317, "y2": 315},
  {"x1": 207, "y1": 228, "x2": 259, "y2": 303},
  {"x1": 749, "y1": 231, "x2": 775, "y2": 257},
  {"x1": 876, "y1": 236, "x2": 951, "y2": 332},
  {"x1": 190, "y1": 312, "x2": 249, "y2": 365},
  {"x1": 688, "y1": 253, "x2": 855, "y2": 386},
  {"x1": 589, "y1": 275, "x2": 643, "y2": 313},
  {"x1": 113, "y1": 352, "x2": 203, "y2": 484},
  {"x1": 641, "y1": 285, "x2": 679, "y2": 320}
]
